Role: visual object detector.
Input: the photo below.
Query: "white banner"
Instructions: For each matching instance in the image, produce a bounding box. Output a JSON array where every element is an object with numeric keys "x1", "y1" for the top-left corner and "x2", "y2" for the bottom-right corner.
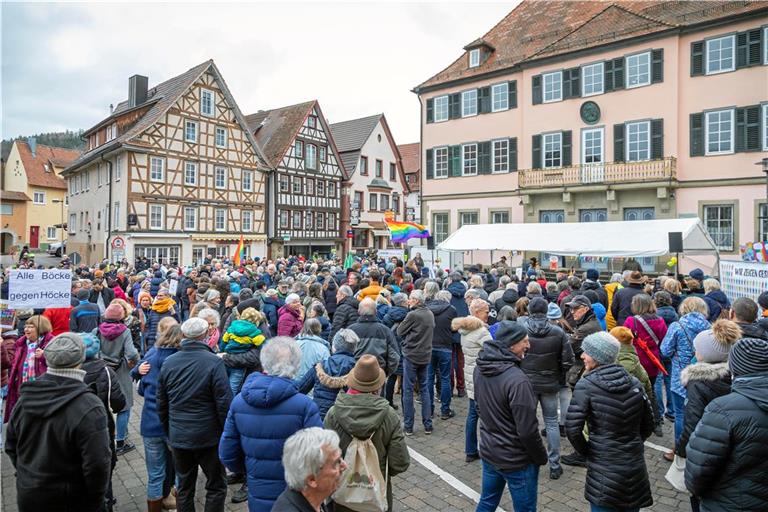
[
  {"x1": 8, "y1": 269, "x2": 72, "y2": 308},
  {"x1": 719, "y1": 260, "x2": 768, "y2": 303},
  {"x1": 377, "y1": 249, "x2": 405, "y2": 261}
]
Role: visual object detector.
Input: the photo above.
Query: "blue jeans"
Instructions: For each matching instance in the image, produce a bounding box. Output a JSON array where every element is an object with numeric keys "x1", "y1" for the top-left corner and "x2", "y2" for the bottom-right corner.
[
  {"x1": 671, "y1": 391, "x2": 686, "y2": 443},
  {"x1": 116, "y1": 408, "x2": 131, "y2": 442},
  {"x1": 536, "y1": 392, "x2": 560, "y2": 470},
  {"x1": 654, "y1": 361, "x2": 674, "y2": 417},
  {"x1": 590, "y1": 505, "x2": 639, "y2": 512},
  {"x1": 427, "y1": 348, "x2": 452, "y2": 416},
  {"x1": 558, "y1": 386, "x2": 570, "y2": 426},
  {"x1": 402, "y1": 358, "x2": 432, "y2": 431},
  {"x1": 227, "y1": 367, "x2": 245, "y2": 395},
  {"x1": 144, "y1": 436, "x2": 172, "y2": 500},
  {"x1": 465, "y1": 398, "x2": 479, "y2": 456},
  {"x1": 476, "y1": 461, "x2": 538, "y2": 512}
]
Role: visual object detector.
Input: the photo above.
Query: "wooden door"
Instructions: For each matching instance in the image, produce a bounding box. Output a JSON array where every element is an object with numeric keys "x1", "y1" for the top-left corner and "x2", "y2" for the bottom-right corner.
[{"x1": 29, "y1": 226, "x2": 39, "y2": 249}]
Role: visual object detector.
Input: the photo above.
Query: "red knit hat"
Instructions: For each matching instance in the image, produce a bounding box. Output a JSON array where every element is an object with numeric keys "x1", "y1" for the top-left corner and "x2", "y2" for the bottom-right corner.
[{"x1": 104, "y1": 303, "x2": 125, "y2": 321}]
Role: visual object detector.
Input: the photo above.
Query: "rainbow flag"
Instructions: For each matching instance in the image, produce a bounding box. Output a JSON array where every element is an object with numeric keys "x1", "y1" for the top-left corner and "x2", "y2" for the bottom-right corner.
[
  {"x1": 385, "y1": 220, "x2": 430, "y2": 244},
  {"x1": 232, "y1": 235, "x2": 245, "y2": 266}
]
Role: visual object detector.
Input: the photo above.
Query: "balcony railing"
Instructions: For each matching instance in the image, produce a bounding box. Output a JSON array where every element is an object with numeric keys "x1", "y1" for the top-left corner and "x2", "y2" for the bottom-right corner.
[{"x1": 519, "y1": 157, "x2": 676, "y2": 189}]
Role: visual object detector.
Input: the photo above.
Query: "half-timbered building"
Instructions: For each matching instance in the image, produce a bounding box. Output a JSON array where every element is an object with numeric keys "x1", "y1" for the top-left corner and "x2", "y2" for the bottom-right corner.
[
  {"x1": 245, "y1": 100, "x2": 344, "y2": 258},
  {"x1": 63, "y1": 60, "x2": 270, "y2": 265}
]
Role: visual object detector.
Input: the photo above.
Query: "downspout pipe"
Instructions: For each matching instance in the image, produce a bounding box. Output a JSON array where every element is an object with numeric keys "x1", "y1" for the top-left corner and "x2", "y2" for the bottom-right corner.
[{"x1": 102, "y1": 154, "x2": 113, "y2": 262}]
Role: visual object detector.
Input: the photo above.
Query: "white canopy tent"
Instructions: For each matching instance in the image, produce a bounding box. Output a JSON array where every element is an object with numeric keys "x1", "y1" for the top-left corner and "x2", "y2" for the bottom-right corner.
[{"x1": 437, "y1": 218, "x2": 719, "y2": 258}]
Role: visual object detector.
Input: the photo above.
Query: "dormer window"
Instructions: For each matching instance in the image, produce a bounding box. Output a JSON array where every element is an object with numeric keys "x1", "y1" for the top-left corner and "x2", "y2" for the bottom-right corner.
[{"x1": 469, "y1": 49, "x2": 480, "y2": 68}]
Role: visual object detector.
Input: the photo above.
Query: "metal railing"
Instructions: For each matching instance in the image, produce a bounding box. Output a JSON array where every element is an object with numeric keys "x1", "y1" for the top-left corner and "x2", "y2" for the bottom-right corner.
[{"x1": 518, "y1": 157, "x2": 676, "y2": 189}]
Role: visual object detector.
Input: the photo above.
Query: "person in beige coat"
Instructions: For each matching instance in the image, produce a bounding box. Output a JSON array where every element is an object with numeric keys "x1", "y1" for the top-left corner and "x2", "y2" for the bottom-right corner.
[{"x1": 451, "y1": 298, "x2": 492, "y2": 462}]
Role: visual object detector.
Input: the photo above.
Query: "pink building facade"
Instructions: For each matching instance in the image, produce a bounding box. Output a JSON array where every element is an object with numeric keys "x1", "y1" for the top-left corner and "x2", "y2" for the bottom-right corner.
[{"x1": 415, "y1": 1, "x2": 768, "y2": 274}]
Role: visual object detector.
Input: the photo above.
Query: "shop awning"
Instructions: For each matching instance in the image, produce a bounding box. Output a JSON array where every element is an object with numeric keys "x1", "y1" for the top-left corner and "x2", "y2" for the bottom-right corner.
[{"x1": 191, "y1": 234, "x2": 267, "y2": 242}]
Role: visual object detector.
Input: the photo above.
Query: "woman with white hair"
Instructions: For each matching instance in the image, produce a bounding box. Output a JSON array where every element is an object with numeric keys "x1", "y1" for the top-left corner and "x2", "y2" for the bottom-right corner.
[
  {"x1": 278, "y1": 293, "x2": 305, "y2": 337},
  {"x1": 702, "y1": 278, "x2": 730, "y2": 322},
  {"x1": 219, "y1": 337, "x2": 323, "y2": 511}
]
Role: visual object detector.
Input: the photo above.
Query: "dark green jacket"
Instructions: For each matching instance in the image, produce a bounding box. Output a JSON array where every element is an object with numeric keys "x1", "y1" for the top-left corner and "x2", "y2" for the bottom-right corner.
[{"x1": 617, "y1": 344, "x2": 652, "y2": 398}]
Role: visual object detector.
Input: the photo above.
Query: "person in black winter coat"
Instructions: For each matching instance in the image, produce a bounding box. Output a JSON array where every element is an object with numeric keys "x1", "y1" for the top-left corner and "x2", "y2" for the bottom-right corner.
[
  {"x1": 610, "y1": 271, "x2": 646, "y2": 327},
  {"x1": 473, "y1": 321, "x2": 547, "y2": 512},
  {"x1": 89, "y1": 278, "x2": 116, "y2": 315},
  {"x1": 446, "y1": 274, "x2": 469, "y2": 317},
  {"x1": 581, "y1": 269, "x2": 608, "y2": 308},
  {"x1": 262, "y1": 289, "x2": 284, "y2": 332},
  {"x1": 382, "y1": 294, "x2": 407, "y2": 407},
  {"x1": 426, "y1": 285, "x2": 458, "y2": 419},
  {"x1": 493, "y1": 288, "x2": 519, "y2": 315},
  {"x1": 685, "y1": 337, "x2": 768, "y2": 511},
  {"x1": 729, "y1": 297, "x2": 768, "y2": 341},
  {"x1": 322, "y1": 278, "x2": 338, "y2": 319},
  {"x1": 566, "y1": 331, "x2": 654, "y2": 511},
  {"x1": 328, "y1": 287, "x2": 359, "y2": 342},
  {"x1": 149, "y1": 270, "x2": 165, "y2": 297}
]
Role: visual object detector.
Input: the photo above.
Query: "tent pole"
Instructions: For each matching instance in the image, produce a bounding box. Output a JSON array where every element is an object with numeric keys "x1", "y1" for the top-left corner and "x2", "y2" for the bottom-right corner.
[{"x1": 675, "y1": 251, "x2": 680, "y2": 282}]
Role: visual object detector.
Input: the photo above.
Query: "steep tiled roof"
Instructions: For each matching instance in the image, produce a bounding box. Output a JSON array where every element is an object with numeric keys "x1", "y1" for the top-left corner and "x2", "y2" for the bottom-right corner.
[
  {"x1": 339, "y1": 152, "x2": 361, "y2": 175},
  {"x1": 398, "y1": 143, "x2": 420, "y2": 174},
  {"x1": 245, "y1": 101, "x2": 315, "y2": 167},
  {"x1": 0, "y1": 190, "x2": 31, "y2": 201},
  {"x1": 416, "y1": 0, "x2": 768, "y2": 91},
  {"x1": 16, "y1": 140, "x2": 80, "y2": 190},
  {"x1": 329, "y1": 114, "x2": 382, "y2": 153}
]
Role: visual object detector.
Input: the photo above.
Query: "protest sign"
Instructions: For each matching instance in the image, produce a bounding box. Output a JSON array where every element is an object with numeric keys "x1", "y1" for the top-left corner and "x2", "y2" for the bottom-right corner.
[
  {"x1": 378, "y1": 249, "x2": 405, "y2": 261},
  {"x1": 8, "y1": 269, "x2": 72, "y2": 308},
  {"x1": 168, "y1": 279, "x2": 178, "y2": 296},
  {"x1": 719, "y1": 260, "x2": 768, "y2": 302}
]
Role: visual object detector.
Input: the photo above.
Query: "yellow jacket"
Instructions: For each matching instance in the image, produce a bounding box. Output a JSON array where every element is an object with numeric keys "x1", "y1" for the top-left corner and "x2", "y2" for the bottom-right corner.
[{"x1": 605, "y1": 282, "x2": 623, "y2": 330}]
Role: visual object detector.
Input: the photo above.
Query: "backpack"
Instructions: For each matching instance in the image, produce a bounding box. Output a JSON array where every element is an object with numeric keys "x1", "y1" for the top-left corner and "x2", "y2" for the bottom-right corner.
[
  {"x1": 95, "y1": 330, "x2": 125, "y2": 371},
  {"x1": 332, "y1": 436, "x2": 387, "y2": 512}
]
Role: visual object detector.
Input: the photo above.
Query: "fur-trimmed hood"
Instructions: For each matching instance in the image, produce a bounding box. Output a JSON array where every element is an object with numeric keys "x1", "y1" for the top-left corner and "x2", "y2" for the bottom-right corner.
[
  {"x1": 451, "y1": 315, "x2": 485, "y2": 334},
  {"x1": 681, "y1": 361, "x2": 731, "y2": 387}
]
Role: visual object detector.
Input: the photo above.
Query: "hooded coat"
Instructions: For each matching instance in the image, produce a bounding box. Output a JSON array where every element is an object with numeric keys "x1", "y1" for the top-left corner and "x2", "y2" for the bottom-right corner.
[
  {"x1": 329, "y1": 296, "x2": 360, "y2": 341},
  {"x1": 277, "y1": 305, "x2": 303, "y2": 337},
  {"x1": 520, "y1": 314, "x2": 574, "y2": 394},
  {"x1": 676, "y1": 362, "x2": 731, "y2": 458},
  {"x1": 83, "y1": 358, "x2": 126, "y2": 466},
  {"x1": 624, "y1": 315, "x2": 667, "y2": 378},
  {"x1": 616, "y1": 344, "x2": 652, "y2": 399},
  {"x1": 262, "y1": 296, "x2": 284, "y2": 330},
  {"x1": 4, "y1": 332, "x2": 53, "y2": 421},
  {"x1": 703, "y1": 290, "x2": 730, "y2": 322},
  {"x1": 149, "y1": 270, "x2": 165, "y2": 297},
  {"x1": 473, "y1": 340, "x2": 548, "y2": 472},
  {"x1": 446, "y1": 280, "x2": 469, "y2": 317},
  {"x1": 581, "y1": 280, "x2": 608, "y2": 308},
  {"x1": 349, "y1": 315, "x2": 401, "y2": 376},
  {"x1": 294, "y1": 334, "x2": 330, "y2": 383},
  {"x1": 4, "y1": 373, "x2": 112, "y2": 511},
  {"x1": 95, "y1": 321, "x2": 139, "y2": 411},
  {"x1": 426, "y1": 299, "x2": 458, "y2": 350},
  {"x1": 218, "y1": 372, "x2": 322, "y2": 511},
  {"x1": 610, "y1": 283, "x2": 646, "y2": 327},
  {"x1": 324, "y1": 392, "x2": 411, "y2": 512},
  {"x1": 685, "y1": 373, "x2": 768, "y2": 511},
  {"x1": 566, "y1": 364, "x2": 654, "y2": 509},
  {"x1": 452, "y1": 316, "x2": 492, "y2": 400},
  {"x1": 296, "y1": 350, "x2": 356, "y2": 419},
  {"x1": 660, "y1": 312, "x2": 711, "y2": 398}
]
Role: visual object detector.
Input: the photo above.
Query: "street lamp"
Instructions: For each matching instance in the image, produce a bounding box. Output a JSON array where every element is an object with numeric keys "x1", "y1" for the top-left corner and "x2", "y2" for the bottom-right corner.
[
  {"x1": 756, "y1": 158, "x2": 768, "y2": 241},
  {"x1": 52, "y1": 199, "x2": 64, "y2": 243}
]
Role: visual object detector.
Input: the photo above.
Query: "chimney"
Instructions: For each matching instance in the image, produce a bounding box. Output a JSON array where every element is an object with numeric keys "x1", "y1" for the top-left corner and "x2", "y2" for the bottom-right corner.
[
  {"x1": 128, "y1": 75, "x2": 148, "y2": 108},
  {"x1": 109, "y1": 103, "x2": 114, "y2": 114},
  {"x1": 27, "y1": 136, "x2": 37, "y2": 157}
]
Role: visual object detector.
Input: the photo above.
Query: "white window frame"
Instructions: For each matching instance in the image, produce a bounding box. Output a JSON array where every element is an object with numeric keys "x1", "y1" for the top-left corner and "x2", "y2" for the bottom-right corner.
[
  {"x1": 184, "y1": 206, "x2": 197, "y2": 231},
  {"x1": 763, "y1": 104, "x2": 768, "y2": 151},
  {"x1": 703, "y1": 204, "x2": 734, "y2": 251},
  {"x1": 214, "y1": 208, "x2": 226, "y2": 232},
  {"x1": 469, "y1": 48, "x2": 480, "y2": 68},
  {"x1": 543, "y1": 132, "x2": 562, "y2": 169},
  {"x1": 46, "y1": 227, "x2": 57, "y2": 240},
  {"x1": 543, "y1": 71, "x2": 562, "y2": 103},
  {"x1": 459, "y1": 211, "x2": 479, "y2": 227},
  {"x1": 705, "y1": 34, "x2": 736, "y2": 75},
  {"x1": 433, "y1": 95, "x2": 449, "y2": 122},
  {"x1": 242, "y1": 210, "x2": 252, "y2": 232},
  {"x1": 462, "y1": 143, "x2": 478, "y2": 176},
  {"x1": 705, "y1": 109, "x2": 735, "y2": 156},
  {"x1": 149, "y1": 204, "x2": 164, "y2": 230},
  {"x1": 116, "y1": 154, "x2": 123, "y2": 181},
  {"x1": 292, "y1": 176, "x2": 302, "y2": 194},
  {"x1": 33, "y1": 190, "x2": 46, "y2": 205},
  {"x1": 433, "y1": 212, "x2": 449, "y2": 244},
  {"x1": 462, "y1": 90, "x2": 478, "y2": 117},
  {"x1": 200, "y1": 89, "x2": 215, "y2": 117},
  {"x1": 318, "y1": 179, "x2": 326, "y2": 197},
  {"x1": 626, "y1": 51, "x2": 651, "y2": 88},
  {"x1": 113, "y1": 202, "x2": 120, "y2": 230},
  {"x1": 279, "y1": 210, "x2": 289, "y2": 229},
  {"x1": 764, "y1": 26, "x2": 768, "y2": 65},
  {"x1": 69, "y1": 213, "x2": 77, "y2": 234},
  {"x1": 215, "y1": 126, "x2": 227, "y2": 148},
  {"x1": 0, "y1": 203, "x2": 12, "y2": 215},
  {"x1": 492, "y1": 139, "x2": 509, "y2": 173},
  {"x1": 184, "y1": 161, "x2": 198, "y2": 186},
  {"x1": 214, "y1": 166, "x2": 227, "y2": 189},
  {"x1": 581, "y1": 127, "x2": 604, "y2": 165},
  {"x1": 316, "y1": 212, "x2": 324, "y2": 230},
  {"x1": 292, "y1": 211, "x2": 302, "y2": 229},
  {"x1": 491, "y1": 83, "x2": 509, "y2": 112},
  {"x1": 150, "y1": 157, "x2": 164, "y2": 182},
  {"x1": 305, "y1": 211, "x2": 313, "y2": 228},
  {"x1": 491, "y1": 210, "x2": 510, "y2": 224},
  {"x1": 242, "y1": 170, "x2": 253, "y2": 192},
  {"x1": 184, "y1": 120, "x2": 197, "y2": 143},
  {"x1": 319, "y1": 146, "x2": 327, "y2": 162},
  {"x1": 306, "y1": 178, "x2": 315, "y2": 195},
  {"x1": 306, "y1": 144, "x2": 317, "y2": 170},
  {"x1": 581, "y1": 62, "x2": 604, "y2": 96},
  {"x1": 295, "y1": 140, "x2": 304, "y2": 158},
  {"x1": 626, "y1": 121, "x2": 651, "y2": 162},
  {"x1": 328, "y1": 213, "x2": 336, "y2": 230},
  {"x1": 434, "y1": 147, "x2": 449, "y2": 179}
]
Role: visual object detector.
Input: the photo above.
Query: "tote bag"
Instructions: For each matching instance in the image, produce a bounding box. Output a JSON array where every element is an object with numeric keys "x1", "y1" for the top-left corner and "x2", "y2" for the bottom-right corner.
[
  {"x1": 333, "y1": 436, "x2": 387, "y2": 512},
  {"x1": 664, "y1": 454, "x2": 688, "y2": 493}
]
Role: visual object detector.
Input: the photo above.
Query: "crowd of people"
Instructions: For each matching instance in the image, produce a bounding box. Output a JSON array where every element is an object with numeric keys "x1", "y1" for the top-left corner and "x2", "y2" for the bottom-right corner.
[{"x1": 1, "y1": 253, "x2": 767, "y2": 512}]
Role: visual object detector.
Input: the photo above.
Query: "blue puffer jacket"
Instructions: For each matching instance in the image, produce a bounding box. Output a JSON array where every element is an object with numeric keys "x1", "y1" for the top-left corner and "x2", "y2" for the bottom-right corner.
[
  {"x1": 446, "y1": 281, "x2": 469, "y2": 317},
  {"x1": 262, "y1": 297, "x2": 283, "y2": 331},
  {"x1": 661, "y1": 312, "x2": 710, "y2": 398},
  {"x1": 376, "y1": 303, "x2": 390, "y2": 322},
  {"x1": 704, "y1": 290, "x2": 730, "y2": 322},
  {"x1": 149, "y1": 271, "x2": 164, "y2": 297},
  {"x1": 145, "y1": 309, "x2": 176, "y2": 348},
  {"x1": 297, "y1": 350, "x2": 356, "y2": 419},
  {"x1": 218, "y1": 373, "x2": 322, "y2": 511},
  {"x1": 382, "y1": 305, "x2": 408, "y2": 328},
  {"x1": 132, "y1": 346, "x2": 178, "y2": 437},
  {"x1": 318, "y1": 315, "x2": 331, "y2": 341}
]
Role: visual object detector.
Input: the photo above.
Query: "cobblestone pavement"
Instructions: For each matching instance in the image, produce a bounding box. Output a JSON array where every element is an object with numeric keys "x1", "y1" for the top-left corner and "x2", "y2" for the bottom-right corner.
[{"x1": 2, "y1": 391, "x2": 689, "y2": 511}]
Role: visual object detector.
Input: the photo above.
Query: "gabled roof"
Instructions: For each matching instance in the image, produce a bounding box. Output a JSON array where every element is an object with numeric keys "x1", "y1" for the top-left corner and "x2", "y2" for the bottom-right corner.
[
  {"x1": 398, "y1": 143, "x2": 420, "y2": 174},
  {"x1": 245, "y1": 100, "x2": 315, "y2": 167},
  {"x1": 15, "y1": 140, "x2": 80, "y2": 190},
  {"x1": 415, "y1": 0, "x2": 768, "y2": 92},
  {"x1": 0, "y1": 190, "x2": 31, "y2": 202},
  {"x1": 329, "y1": 114, "x2": 383, "y2": 153},
  {"x1": 66, "y1": 60, "x2": 270, "y2": 174}
]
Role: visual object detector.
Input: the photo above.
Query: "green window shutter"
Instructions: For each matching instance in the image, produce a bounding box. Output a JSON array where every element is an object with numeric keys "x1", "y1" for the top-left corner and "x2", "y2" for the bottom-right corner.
[
  {"x1": 532, "y1": 75, "x2": 542, "y2": 105},
  {"x1": 651, "y1": 49, "x2": 664, "y2": 83},
  {"x1": 612, "y1": 57, "x2": 625, "y2": 90},
  {"x1": 509, "y1": 138, "x2": 518, "y2": 171},
  {"x1": 426, "y1": 149, "x2": 434, "y2": 179},
  {"x1": 604, "y1": 60, "x2": 615, "y2": 93},
  {"x1": 562, "y1": 131, "x2": 573, "y2": 167},
  {"x1": 737, "y1": 28, "x2": 763, "y2": 67},
  {"x1": 449, "y1": 94, "x2": 461, "y2": 119},
  {"x1": 532, "y1": 135, "x2": 542, "y2": 169},
  {"x1": 565, "y1": 66, "x2": 581, "y2": 98},
  {"x1": 478, "y1": 141, "x2": 492, "y2": 174},
  {"x1": 478, "y1": 87, "x2": 491, "y2": 114},
  {"x1": 737, "y1": 32, "x2": 748, "y2": 68},
  {"x1": 651, "y1": 119, "x2": 664, "y2": 159},
  {"x1": 450, "y1": 146, "x2": 462, "y2": 176},
  {"x1": 563, "y1": 69, "x2": 573, "y2": 100},
  {"x1": 614, "y1": 123, "x2": 626, "y2": 163},
  {"x1": 736, "y1": 105, "x2": 762, "y2": 152},
  {"x1": 508, "y1": 81, "x2": 518, "y2": 109},
  {"x1": 426, "y1": 99, "x2": 434, "y2": 123},
  {"x1": 691, "y1": 41, "x2": 704, "y2": 76},
  {"x1": 689, "y1": 113, "x2": 704, "y2": 157}
]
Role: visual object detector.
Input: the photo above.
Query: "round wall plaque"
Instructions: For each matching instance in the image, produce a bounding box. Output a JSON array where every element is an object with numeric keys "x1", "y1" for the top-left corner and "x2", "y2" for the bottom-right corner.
[{"x1": 580, "y1": 101, "x2": 601, "y2": 125}]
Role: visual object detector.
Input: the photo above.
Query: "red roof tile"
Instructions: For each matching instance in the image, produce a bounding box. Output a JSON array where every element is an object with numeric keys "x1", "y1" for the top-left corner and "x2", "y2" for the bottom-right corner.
[
  {"x1": 398, "y1": 143, "x2": 420, "y2": 174},
  {"x1": 0, "y1": 190, "x2": 31, "y2": 202},
  {"x1": 245, "y1": 101, "x2": 316, "y2": 167},
  {"x1": 16, "y1": 140, "x2": 80, "y2": 190}
]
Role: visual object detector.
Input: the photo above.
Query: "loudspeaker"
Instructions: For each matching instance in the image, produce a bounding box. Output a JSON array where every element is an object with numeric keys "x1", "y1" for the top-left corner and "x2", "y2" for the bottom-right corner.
[
  {"x1": 668, "y1": 232, "x2": 683, "y2": 253},
  {"x1": 427, "y1": 236, "x2": 435, "y2": 250}
]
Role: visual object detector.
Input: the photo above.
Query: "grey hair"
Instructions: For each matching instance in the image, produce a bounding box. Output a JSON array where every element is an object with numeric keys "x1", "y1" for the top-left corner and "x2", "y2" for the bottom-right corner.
[
  {"x1": 424, "y1": 281, "x2": 440, "y2": 300},
  {"x1": 622, "y1": 270, "x2": 633, "y2": 280},
  {"x1": 204, "y1": 289, "x2": 220, "y2": 302},
  {"x1": 499, "y1": 276, "x2": 511, "y2": 288},
  {"x1": 300, "y1": 318, "x2": 322, "y2": 337},
  {"x1": 285, "y1": 293, "x2": 301, "y2": 305},
  {"x1": 261, "y1": 337, "x2": 302, "y2": 378},
  {"x1": 464, "y1": 288, "x2": 481, "y2": 300},
  {"x1": 703, "y1": 278, "x2": 721, "y2": 293},
  {"x1": 545, "y1": 281, "x2": 558, "y2": 294},
  {"x1": 332, "y1": 328, "x2": 359, "y2": 353},
  {"x1": 338, "y1": 285, "x2": 353, "y2": 297},
  {"x1": 436, "y1": 290, "x2": 452, "y2": 303},
  {"x1": 526, "y1": 281, "x2": 542, "y2": 295},
  {"x1": 610, "y1": 273, "x2": 623, "y2": 283},
  {"x1": 497, "y1": 305, "x2": 517, "y2": 321},
  {"x1": 358, "y1": 297, "x2": 377, "y2": 316},
  {"x1": 392, "y1": 292, "x2": 408, "y2": 306},
  {"x1": 410, "y1": 289, "x2": 426, "y2": 305},
  {"x1": 197, "y1": 307, "x2": 220, "y2": 326},
  {"x1": 283, "y1": 427, "x2": 341, "y2": 491}
]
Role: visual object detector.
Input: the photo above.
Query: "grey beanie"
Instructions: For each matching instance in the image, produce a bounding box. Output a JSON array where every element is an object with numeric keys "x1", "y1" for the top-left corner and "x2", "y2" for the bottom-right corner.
[
  {"x1": 582, "y1": 332, "x2": 620, "y2": 366},
  {"x1": 729, "y1": 338, "x2": 768, "y2": 377},
  {"x1": 44, "y1": 333, "x2": 86, "y2": 369},
  {"x1": 693, "y1": 329, "x2": 731, "y2": 363},
  {"x1": 547, "y1": 302, "x2": 562, "y2": 320},
  {"x1": 182, "y1": 317, "x2": 209, "y2": 340}
]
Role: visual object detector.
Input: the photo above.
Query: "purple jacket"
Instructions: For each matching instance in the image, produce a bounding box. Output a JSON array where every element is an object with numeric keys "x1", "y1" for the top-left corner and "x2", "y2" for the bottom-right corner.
[
  {"x1": 624, "y1": 315, "x2": 667, "y2": 378},
  {"x1": 277, "y1": 306, "x2": 302, "y2": 337},
  {"x1": 4, "y1": 333, "x2": 53, "y2": 422}
]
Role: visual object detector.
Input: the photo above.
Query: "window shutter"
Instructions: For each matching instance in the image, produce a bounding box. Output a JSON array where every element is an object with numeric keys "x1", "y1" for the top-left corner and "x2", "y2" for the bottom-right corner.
[
  {"x1": 604, "y1": 60, "x2": 615, "y2": 92},
  {"x1": 450, "y1": 146, "x2": 462, "y2": 177},
  {"x1": 651, "y1": 119, "x2": 664, "y2": 159},
  {"x1": 568, "y1": 66, "x2": 581, "y2": 98},
  {"x1": 735, "y1": 108, "x2": 746, "y2": 152},
  {"x1": 478, "y1": 141, "x2": 492, "y2": 174},
  {"x1": 651, "y1": 49, "x2": 664, "y2": 83},
  {"x1": 532, "y1": 75, "x2": 542, "y2": 105},
  {"x1": 563, "y1": 69, "x2": 573, "y2": 100},
  {"x1": 426, "y1": 149, "x2": 434, "y2": 179},
  {"x1": 478, "y1": 87, "x2": 491, "y2": 114},
  {"x1": 508, "y1": 81, "x2": 518, "y2": 109},
  {"x1": 509, "y1": 138, "x2": 518, "y2": 171},
  {"x1": 690, "y1": 40, "x2": 704, "y2": 76},
  {"x1": 739, "y1": 28, "x2": 763, "y2": 67},
  {"x1": 737, "y1": 31, "x2": 748, "y2": 68},
  {"x1": 614, "y1": 123, "x2": 626, "y2": 163},
  {"x1": 612, "y1": 57, "x2": 625, "y2": 90},
  {"x1": 426, "y1": 99, "x2": 434, "y2": 123},
  {"x1": 449, "y1": 93, "x2": 461, "y2": 119},
  {"x1": 736, "y1": 105, "x2": 762, "y2": 152},
  {"x1": 562, "y1": 131, "x2": 573, "y2": 167},
  {"x1": 532, "y1": 135, "x2": 542, "y2": 169},
  {"x1": 689, "y1": 113, "x2": 704, "y2": 156}
]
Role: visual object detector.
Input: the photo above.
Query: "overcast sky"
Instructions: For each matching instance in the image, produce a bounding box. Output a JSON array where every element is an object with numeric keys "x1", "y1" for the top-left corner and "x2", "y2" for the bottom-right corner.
[{"x1": 1, "y1": 1, "x2": 516, "y2": 145}]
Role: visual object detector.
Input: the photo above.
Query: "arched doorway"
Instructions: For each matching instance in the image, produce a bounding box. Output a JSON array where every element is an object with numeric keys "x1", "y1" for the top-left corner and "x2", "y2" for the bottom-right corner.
[{"x1": 1, "y1": 232, "x2": 14, "y2": 255}]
